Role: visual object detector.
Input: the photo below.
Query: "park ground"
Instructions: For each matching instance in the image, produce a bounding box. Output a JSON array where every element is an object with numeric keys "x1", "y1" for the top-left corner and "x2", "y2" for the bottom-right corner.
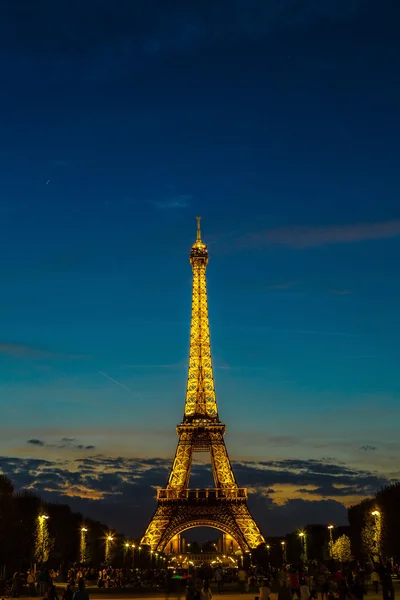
[{"x1": 21, "y1": 581, "x2": 400, "y2": 600}]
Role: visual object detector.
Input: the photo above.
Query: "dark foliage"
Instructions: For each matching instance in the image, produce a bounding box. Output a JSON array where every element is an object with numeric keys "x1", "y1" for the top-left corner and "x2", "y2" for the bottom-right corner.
[
  {"x1": 348, "y1": 482, "x2": 400, "y2": 560},
  {"x1": 0, "y1": 474, "x2": 117, "y2": 575}
]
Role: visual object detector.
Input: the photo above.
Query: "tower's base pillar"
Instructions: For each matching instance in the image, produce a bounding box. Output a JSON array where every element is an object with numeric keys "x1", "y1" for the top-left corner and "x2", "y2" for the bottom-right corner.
[
  {"x1": 218, "y1": 533, "x2": 241, "y2": 554},
  {"x1": 166, "y1": 533, "x2": 184, "y2": 554}
]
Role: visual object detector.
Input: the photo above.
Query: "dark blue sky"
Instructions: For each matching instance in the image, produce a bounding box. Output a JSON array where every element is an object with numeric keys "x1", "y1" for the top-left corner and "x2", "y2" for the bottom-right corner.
[{"x1": 0, "y1": 0, "x2": 399, "y2": 537}]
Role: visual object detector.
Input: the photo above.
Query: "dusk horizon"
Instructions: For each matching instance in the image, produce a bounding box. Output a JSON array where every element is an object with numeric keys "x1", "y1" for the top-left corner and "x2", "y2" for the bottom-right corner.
[{"x1": 1, "y1": 0, "x2": 400, "y2": 542}]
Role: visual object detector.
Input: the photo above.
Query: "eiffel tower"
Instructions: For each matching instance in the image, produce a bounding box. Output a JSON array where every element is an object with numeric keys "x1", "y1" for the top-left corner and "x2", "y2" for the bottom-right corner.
[{"x1": 141, "y1": 217, "x2": 265, "y2": 552}]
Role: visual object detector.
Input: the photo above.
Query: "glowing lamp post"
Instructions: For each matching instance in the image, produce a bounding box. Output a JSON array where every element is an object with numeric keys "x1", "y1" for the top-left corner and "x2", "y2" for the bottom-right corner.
[
  {"x1": 281, "y1": 541, "x2": 286, "y2": 565},
  {"x1": 327, "y1": 525, "x2": 334, "y2": 558},
  {"x1": 80, "y1": 527, "x2": 88, "y2": 563},
  {"x1": 105, "y1": 535, "x2": 114, "y2": 563},
  {"x1": 371, "y1": 510, "x2": 382, "y2": 560},
  {"x1": 35, "y1": 514, "x2": 50, "y2": 565},
  {"x1": 299, "y1": 532, "x2": 307, "y2": 562}
]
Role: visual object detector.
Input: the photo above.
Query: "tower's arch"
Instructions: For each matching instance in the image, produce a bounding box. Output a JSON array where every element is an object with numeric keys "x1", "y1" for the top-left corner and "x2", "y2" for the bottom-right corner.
[{"x1": 159, "y1": 520, "x2": 246, "y2": 553}]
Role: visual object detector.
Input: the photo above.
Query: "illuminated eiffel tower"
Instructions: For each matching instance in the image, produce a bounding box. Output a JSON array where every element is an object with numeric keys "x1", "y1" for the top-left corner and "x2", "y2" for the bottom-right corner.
[{"x1": 141, "y1": 218, "x2": 265, "y2": 552}]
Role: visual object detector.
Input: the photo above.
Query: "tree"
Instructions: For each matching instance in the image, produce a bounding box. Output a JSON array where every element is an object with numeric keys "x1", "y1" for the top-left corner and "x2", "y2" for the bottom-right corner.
[{"x1": 331, "y1": 534, "x2": 352, "y2": 563}]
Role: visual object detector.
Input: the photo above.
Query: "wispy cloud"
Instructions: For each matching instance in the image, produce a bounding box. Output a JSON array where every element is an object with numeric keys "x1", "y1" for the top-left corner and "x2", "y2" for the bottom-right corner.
[
  {"x1": 0, "y1": 343, "x2": 87, "y2": 361},
  {"x1": 237, "y1": 220, "x2": 400, "y2": 250},
  {"x1": 27, "y1": 438, "x2": 95, "y2": 451},
  {"x1": 152, "y1": 194, "x2": 192, "y2": 209}
]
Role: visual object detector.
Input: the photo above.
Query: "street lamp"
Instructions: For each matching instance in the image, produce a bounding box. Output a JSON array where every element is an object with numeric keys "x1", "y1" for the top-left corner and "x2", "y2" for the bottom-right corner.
[
  {"x1": 80, "y1": 527, "x2": 88, "y2": 563},
  {"x1": 298, "y1": 532, "x2": 307, "y2": 562},
  {"x1": 371, "y1": 510, "x2": 381, "y2": 560},
  {"x1": 327, "y1": 525, "x2": 334, "y2": 557},
  {"x1": 281, "y1": 541, "x2": 286, "y2": 564},
  {"x1": 105, "y1": 535, "x2": 114, "y2": 562},
  {"x1": 36, "y1": 514, "x2": 49, "y2": 564}
]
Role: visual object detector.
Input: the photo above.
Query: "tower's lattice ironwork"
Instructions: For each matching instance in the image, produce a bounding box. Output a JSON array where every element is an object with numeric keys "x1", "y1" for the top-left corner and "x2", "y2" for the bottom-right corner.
[{"x1": 141, "y1": 217, "x2": 265, "y2": 552}]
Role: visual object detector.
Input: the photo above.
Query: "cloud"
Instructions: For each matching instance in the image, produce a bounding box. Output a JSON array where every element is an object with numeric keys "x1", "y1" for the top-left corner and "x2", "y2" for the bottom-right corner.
[
  {"x1": 0, "y1": 454, "x2": 392, "y2": 537},
  {"x1": 359, "y1": 445, "x2": 377, "y2": 451},
  {"x1": 152, "y1": 194, "x2": 192, "y2": 209},
  {"x1": 26, "y1": 438, "x2": 96, "y2": 451},
  {"x1": 0, "y1": 343, "x2": 86, "y2": 361},
  {"x1": 235, "y1": 220, "x2": 400, "y2": 250},
  {"x1": 0, "y1": 344, "x2": 54, "y2": 359}
]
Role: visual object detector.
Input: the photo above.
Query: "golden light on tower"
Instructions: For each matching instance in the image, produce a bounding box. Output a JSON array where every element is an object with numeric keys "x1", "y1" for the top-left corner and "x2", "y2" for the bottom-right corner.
[{"x1": 141, "y1": 218, "x2": 265, "y2": 552}]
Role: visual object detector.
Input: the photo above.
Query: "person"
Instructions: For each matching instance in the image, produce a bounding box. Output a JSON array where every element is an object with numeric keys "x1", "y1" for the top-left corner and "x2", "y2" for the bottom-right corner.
[
  {"x1": 259, "y1": 580, "x2": 271, "y2": 600},
  {"x1": 371, "y1": 570, "x2": 380, "y2": 594},
  {"x1": 380, "y1": 570, "x2": 394, "y2": 600},
  {"x1": 351, "y1": 577, "x2": 365, "y2": 600},
  {"x1": 72, "y1": 579, "x2": 89, "y2": 600},
  {"x1": 337, "y1": 578, "x2": 350, "y2": 600},
  {"x1": 11, "y1": 572, "x2": 22, "y2": 598},
  {"x1": 214, "y1": 567, "x2": 223, "y2": 595},
  {"x1": 317, "y1": 572, "x2": 329, "y2": 600},
  {"x1": 290, "y1": 572, "x2": 300, "y2": 599},
  {"x1": 46, "y1": 585, "x2": 59, "y2": 600},
  {"x1": 237, "y1": 569, "x2": 247, "y2": 594},
  {"x1": 62, "y1": 584, "x2": 73, "y2": 600},
  {"x1": 278, "y1": 580, "x2": 293, "y2": 600},
  {"x1": 194, "y1": 574, "x2": 203, "y2": 600},
  {"x1": 300, "y1": 581, "x2": 310, "y2": 600},
  {"x1": 201, "y1": 582, "x2": 212, "y2": 600},
  {"x1": 27, "y1": 570, "x2": 36, "y2": 597}
]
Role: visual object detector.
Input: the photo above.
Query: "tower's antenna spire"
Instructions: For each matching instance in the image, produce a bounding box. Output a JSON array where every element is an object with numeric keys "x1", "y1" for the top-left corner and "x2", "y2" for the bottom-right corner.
[{"x1": 196, "y1": 216, "x2": 202, "y2": 241}]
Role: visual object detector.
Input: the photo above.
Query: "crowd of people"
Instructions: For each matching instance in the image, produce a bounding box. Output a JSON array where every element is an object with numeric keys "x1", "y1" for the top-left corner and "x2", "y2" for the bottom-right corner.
[{"x1": 2, "y1": 560, "x2": 397, "y2": 600}]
